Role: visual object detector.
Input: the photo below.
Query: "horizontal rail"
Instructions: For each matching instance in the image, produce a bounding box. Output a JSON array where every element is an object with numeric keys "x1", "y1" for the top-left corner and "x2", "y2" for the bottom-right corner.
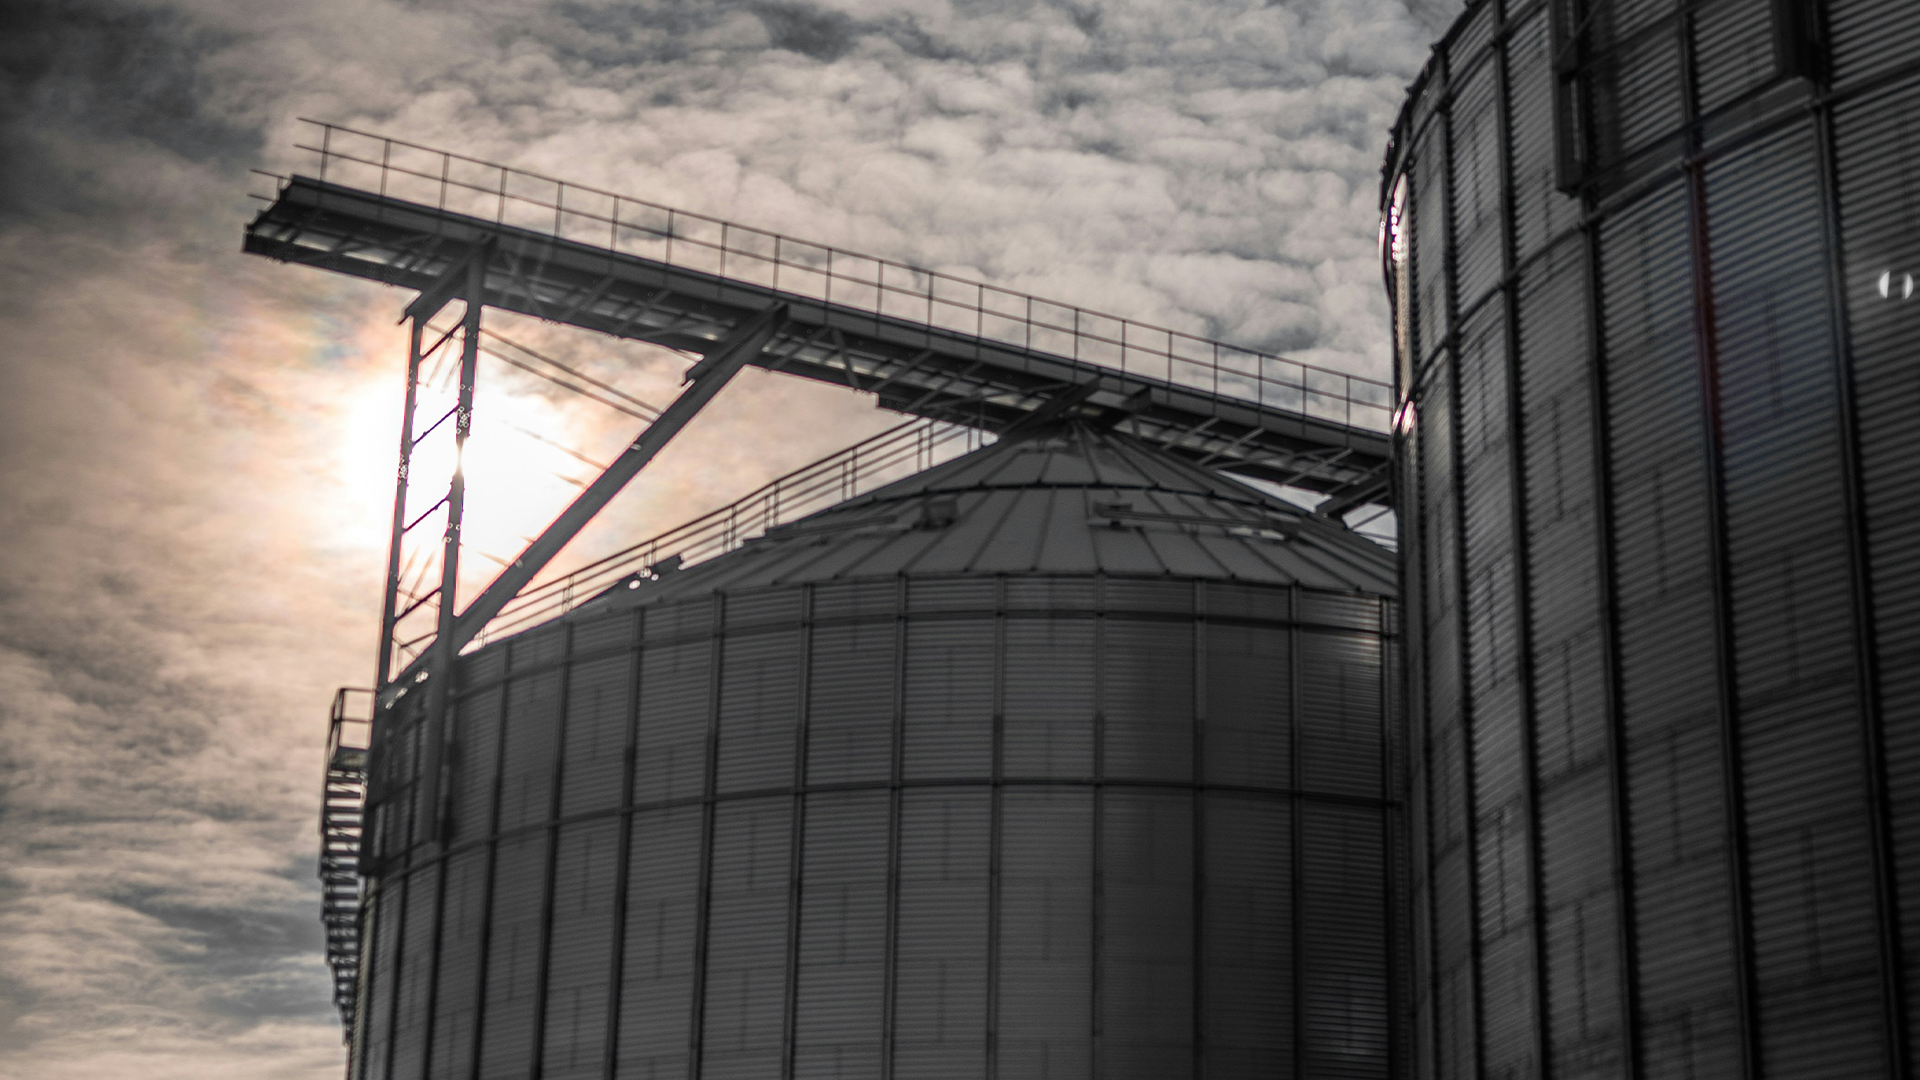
[{"x1": 477, "y1": 417, "x2": 977, "y2": 644}]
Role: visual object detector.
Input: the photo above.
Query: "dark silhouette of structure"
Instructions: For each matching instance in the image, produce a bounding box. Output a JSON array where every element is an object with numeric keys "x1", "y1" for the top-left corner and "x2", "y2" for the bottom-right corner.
[{"x1": 1383, "y1": 0, "x2": 1920, "y2": 1074}]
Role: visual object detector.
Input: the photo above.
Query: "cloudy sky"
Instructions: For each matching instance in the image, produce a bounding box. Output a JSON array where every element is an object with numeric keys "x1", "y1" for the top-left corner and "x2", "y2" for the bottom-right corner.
[{"x1": 0, "y1": 0, "x2": 1452, "y2": 1075}]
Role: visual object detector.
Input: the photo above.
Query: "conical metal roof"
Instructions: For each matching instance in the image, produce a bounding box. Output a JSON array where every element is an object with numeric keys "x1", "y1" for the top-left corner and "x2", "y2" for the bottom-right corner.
[{"x1": 586, "y1": 423, "x2": 1394, "y2": 609}]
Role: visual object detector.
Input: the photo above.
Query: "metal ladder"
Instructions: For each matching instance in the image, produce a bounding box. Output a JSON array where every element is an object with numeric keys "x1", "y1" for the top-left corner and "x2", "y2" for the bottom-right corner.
[{"x1": 319, "y1": 688, "x2": 373, "y2": 1035}]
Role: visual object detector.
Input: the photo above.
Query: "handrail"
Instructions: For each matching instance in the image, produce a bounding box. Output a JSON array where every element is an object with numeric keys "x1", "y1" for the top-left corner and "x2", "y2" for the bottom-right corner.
[
  {"x1": 469, "y1": 417, "x2": 978, "y2": 646},
  {"x1": 262, "y1": 119, "x2": 1393, "y2": 436}
]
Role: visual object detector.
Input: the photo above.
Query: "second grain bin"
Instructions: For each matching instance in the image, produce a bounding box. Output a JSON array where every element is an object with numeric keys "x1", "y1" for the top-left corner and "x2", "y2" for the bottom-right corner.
[{"x1": 350, "y1": 422, "x2": 1406, "y2": 1080}]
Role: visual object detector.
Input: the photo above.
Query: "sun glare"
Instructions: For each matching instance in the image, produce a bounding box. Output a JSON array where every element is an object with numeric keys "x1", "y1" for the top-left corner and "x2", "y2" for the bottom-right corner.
[{"x1": 340, "y1": 366, "x2": 608, "y2": 597}]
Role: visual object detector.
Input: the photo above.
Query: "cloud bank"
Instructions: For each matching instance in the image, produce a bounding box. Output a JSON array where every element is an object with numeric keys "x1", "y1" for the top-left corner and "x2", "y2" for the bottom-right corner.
[{"x1": 0, "y1": 0, "x2": 1453, "y2": 1075}]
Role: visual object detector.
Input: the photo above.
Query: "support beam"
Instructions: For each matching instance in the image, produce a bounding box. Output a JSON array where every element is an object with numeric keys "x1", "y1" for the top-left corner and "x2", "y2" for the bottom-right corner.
[
  {"x1": 374, "y1": 319, "x2": 427, "y2": 689},
  {"x1": 378, "y1": 302, "x2": 788, "y2": 709},
  {"x1": 412, "y1": 254, "x2": 486, "y2": 841}
]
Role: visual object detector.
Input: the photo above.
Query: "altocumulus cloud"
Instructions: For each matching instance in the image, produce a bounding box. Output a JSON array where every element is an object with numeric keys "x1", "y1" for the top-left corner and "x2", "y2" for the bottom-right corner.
[{"x1": 0, "y1": 0, "x2": 1454, "y2": 1076}]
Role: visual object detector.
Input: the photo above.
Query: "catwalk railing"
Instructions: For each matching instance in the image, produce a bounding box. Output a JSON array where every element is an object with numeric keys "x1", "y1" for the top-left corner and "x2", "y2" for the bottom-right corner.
[
  {"x1": 259, "y1": 120, "x2": 1392, "y2": 437},
  {"x1": 456, "y1": 416, "x2": 978, "y2": 650}
]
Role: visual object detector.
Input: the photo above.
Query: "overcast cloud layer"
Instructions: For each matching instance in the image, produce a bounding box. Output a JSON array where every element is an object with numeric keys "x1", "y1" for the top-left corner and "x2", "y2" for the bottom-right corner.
[{"x1": 0, "y1": 0, "x2": 1453, "y2": 1075}]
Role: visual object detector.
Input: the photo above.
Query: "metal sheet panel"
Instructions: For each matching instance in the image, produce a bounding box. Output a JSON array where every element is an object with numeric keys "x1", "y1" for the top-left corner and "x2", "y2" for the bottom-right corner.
[
  {"x1": 572, "y1": 610, "x2": 635, "y2": 658},
  {"x1": 997, "y1": 788, "x2": 1093, "y2": 1080},
  {"x1": 635, "y1": 639, "x2": 712, "y2": 804},
  {"x1": 1836, "y1": 74, "x2": 1920, "y2": 1059},
  {"x1": 1691, "y1": 0, "x2": 1777, "y2": 115},
  {"x1": 1600, "y1": 179, "x2": 1745, "y2": 1072},
  {"x1": 1001, "y1": 620, "x2": 1094, "y2": 779},
  {"x1": 389, "y1": 865, "x2": 439, "y2": 1080},
  {"x1": 1705, "y1": 122, "x2": 1888, "y2": 1073},
  {"x1": 497, "y1": 670, "x2": 563, "y2": 832},
  {"x1": 1300, "y1": 801, "x2": 1391, "y2": 1078},
  {"x1": 1200, "y1": 794, "x2": 1292, "y2": 1075},
  {"x1": 1298, "y1": 630, "x2": 1384, "y2": 800},
  {"x1": 428, "y1": 848, "x2": 487, "y2": 1080},
  {"x1": 893, "y1": 788, "x2": 990, "y2": 1079},
  {"x1": 806, "y1": 621, "x2": 898, "y2": 787},
  {"x1": 900, "y1": 619, "x2": 995, "y2": 782},
  {"x1": 562, "y1": 655, "x2": 632, "y2": 818},
  {"x1": 1506, "y1": 9, "x2": 1583, "y2": 260},
  {"x1": 543, "y1": 819, "x2": 622, "y2": 1080},
  {"x1": 1411, "y1": 142, "x2": 1452, "y2": 369},
  {"x1": 1588, "y1": 29, "x2": 1685, "y2": 166},
  {"x1": 1099, "y1": 791, "x2": 1195, "y2": 1079},
  {"x1": 1201, "y1": 623, "x2": 1291, "y2": 790},
  {"x1": 616, "y1": 805, "x2": 702, "y2": 1078},
  {"x1": 361, "y1": 883, "x2": 401, "y2": 1080},
  {"x1": 715, "y1": 630, "x2": 803, "y2": 795},
  {"x1": 1829, "y1": 0, "x2": 1920, "y2": 87},
  {"x1": 793, "y1": 791, "x2": 890, "y2": 1080},
  {"x1": 450, "y1": 686, "x2": 503, "y2": 842},
  {"x1": 1451, "y1": 60, "x2": 1506, "y2": 317},
  {"x1": 478, "y1": 832, "x2": 550, "y2": 1079},
  {"x1": 1102, "y1": 620, "x2": 1194, "y2": 783},
  {"x1": 699, "y1": 796, "x2": 793, "y2": 1080}
]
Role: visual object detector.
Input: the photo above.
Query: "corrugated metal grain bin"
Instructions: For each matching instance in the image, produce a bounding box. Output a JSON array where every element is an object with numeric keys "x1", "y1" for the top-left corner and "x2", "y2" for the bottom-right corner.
[
  {"x1": 1382, "y1": 0, "x2": 1920, "y2": 1075},
  {"x1": 347, "y1": 424, "x2": 1407, "y2": 1079}
]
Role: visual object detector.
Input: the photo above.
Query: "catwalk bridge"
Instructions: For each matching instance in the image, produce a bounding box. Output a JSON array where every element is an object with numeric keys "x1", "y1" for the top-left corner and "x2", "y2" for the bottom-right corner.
[{"x1": 245, "y1": 123, "x2": 1393, "y2": 509}]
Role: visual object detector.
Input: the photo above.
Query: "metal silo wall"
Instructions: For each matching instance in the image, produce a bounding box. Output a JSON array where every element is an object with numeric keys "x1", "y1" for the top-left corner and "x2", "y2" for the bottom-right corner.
[
  {"x1": 1386, "y1": 0, "x2": 1920, "y2": 1075},
  {"x1": 348, "y1": 573, "x2": 1404, "y2": 1079}
]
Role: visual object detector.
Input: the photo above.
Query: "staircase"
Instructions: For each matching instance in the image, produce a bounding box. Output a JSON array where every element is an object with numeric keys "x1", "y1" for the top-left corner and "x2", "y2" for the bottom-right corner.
[{"x1": 319, "y1": 688, "x2": 373, "y2": 1036}]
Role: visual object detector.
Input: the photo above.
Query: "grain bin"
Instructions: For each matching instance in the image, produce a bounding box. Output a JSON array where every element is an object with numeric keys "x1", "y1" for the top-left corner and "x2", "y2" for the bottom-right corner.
[
  {"x1": 347, "y1": 422, "x2": 1405, "y2": 1080},
  {"x1": 1383, "y1": 0, "x2": 1920, "y2": 1075}
]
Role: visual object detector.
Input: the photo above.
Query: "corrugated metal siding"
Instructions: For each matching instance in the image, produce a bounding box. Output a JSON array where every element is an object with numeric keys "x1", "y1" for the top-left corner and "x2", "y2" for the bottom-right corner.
[
  {"x1": 1451, "y1": 59, "x2": 1506, "y2": 318},
  {"x1": 700, "y1": 796, "x2": 792, "y2": 1080},
  {"x1": 1599, "y1": 178, "x2": 1745, "y2": 1074},
  {"x1": 1390, "y1": 3, "x2": 1920, "y2": 1071},
  {"x1": 543, "y1": 819, "x2": 622, "y2": 1080},
  {"x1": 1829, "y1": 0, "x2": 1920, "y2": 88},
  {"x1": 1102, "y1": 620, "x2": 1194, "y2": 783},
  {"x1": 1002, "y1": 619, "x2": 1095, "y2": 779},
  {"x1": 1588, "y1": 28, "x2": 1686, "y2": 166},
  {"x1": 1298, "y1": 630, "x2": 1385, "y2": 800},
  {"x1": 389, "y1": 865, "x2": 439, "y2": 1079},
  {"x1": 715, "y1": 630, "x2": 803, "y2": 795},
  {"x1": 1201, "y1": 623, "x2": 1290, "y2": 789},
  {"x1": 427, "y1": 848, "x2": 486, "y2": 1080},
  {"x1": 1691, "y1": 0, "x2": 1776, "y2": 116},
  {"x1": 1837, "y1": 73, "x2": 1920, "y2": 1065},
  {"x1": 635, "y1": 638, "x2": 711, "y2": 804},
  {"x1": 793, "y1": 790, "x2": 890, "y2": 1079},
  {"x1": 1201, "y1": 794, "x2": 1291, "y2": 1074},
  {"x1": 998, "y1": 788, "x2": 1094, "y2": 1080},
  {"x1": 806, "y1": 621, "x2": 897, "y2": 787},
  {"x1": 1412, "y1": 140, "x2": 1452, "y2": 370},
  {"x1": 1301, "y1": 801, "x2": 1391, "y2": 1079},
  {"x1": 450, "y1": 687, "x2": 502, "y2": 842},
  {"x1": 617, "y1": 805, "x2": 702, "y2": 1077},
  {"x1": 900, "y1": 619, "x2": 995, "y2": 781},
  {"x1": 561, "y1": 656, "x2": 630, "y2": 818},
  {"x1": 361, "y1": 883, "x2": 400, "y2": 1080},
  {"x1": 1098, "y1": 790, "x2": 1194, "y2": 1078},
  {"x1": 1506, "y1": 9, "x2": 1583, "y2": 261},
  {"x1": 497, "y1": 670, "x2": 562, "y2": 833},
  {"x1": 477, "y1": 833, "x2": 549, "y2": 1079},
  {"x1": 1704, "y1": 122, "x2": 1889, "y2": 1075},
  {"x1": 893, "y1": 788, "x2": 990, "y2": 1078},
  {"x1": 1514, "y1": 232, "x2": 1628, "y2": 1080}
]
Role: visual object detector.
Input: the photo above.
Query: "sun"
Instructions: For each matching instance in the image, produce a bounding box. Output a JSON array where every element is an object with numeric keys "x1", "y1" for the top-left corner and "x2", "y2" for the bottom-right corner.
[{"x1": 337, "y1": 366, "x2": 606, "y2": 604}]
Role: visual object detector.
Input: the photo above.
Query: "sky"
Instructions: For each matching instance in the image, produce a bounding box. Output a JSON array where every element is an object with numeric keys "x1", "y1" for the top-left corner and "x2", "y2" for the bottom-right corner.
[{"x1": 0, "y1": 0, "x2": 1454, "y2": 1076}]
